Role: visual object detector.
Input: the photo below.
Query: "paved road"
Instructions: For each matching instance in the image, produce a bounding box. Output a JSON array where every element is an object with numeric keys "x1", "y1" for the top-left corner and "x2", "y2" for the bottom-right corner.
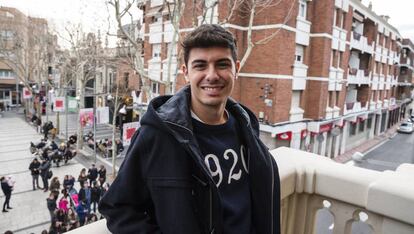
[
  {"x1": 355, "y1": 131, "x2": 414, "y2": 171},
  {"x1": 0, "y1": 110, "x2": 115, "y2": 233}
]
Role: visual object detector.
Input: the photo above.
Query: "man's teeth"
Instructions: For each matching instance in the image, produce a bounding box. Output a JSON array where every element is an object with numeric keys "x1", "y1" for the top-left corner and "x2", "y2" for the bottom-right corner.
[{"x1": 203, "y1": 87, "x2": 221, "y2": 91}]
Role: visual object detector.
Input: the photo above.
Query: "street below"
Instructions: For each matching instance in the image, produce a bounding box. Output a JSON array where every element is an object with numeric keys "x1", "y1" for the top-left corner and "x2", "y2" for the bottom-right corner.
[{"x1": 355, "y1": 130, "x2": 414, "y2": 171}]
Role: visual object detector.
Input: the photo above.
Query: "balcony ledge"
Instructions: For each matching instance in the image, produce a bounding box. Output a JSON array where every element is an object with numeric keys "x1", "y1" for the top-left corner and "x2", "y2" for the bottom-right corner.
[{"x1": 68, "y1": 147, "x2": 414, "y2": 233}]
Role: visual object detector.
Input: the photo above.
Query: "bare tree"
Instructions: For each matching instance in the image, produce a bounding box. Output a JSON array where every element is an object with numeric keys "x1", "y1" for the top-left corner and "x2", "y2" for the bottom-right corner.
[
  {"x1": 0, "y1": 15, "x2": 52, "y2": 118},
  {"x1": 108, "y1": 0, "x2": 185, "y2": 103},
  {"x1": 56, "y1": 24, "x2": 104, "y2": 150}
]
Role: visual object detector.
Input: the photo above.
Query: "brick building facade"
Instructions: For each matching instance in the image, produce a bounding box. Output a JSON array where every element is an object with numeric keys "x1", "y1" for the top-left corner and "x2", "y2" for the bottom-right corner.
[
  {"x1": 0, "y1": 7, "x2": 56, "y2": 112},
  {"x1": 139, "y1": 0, "x2": 413, "y2": 159}
]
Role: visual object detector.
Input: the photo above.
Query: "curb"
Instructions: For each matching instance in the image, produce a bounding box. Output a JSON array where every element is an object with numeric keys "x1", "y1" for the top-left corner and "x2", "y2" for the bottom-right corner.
[{"x1": 334, "y1": 126, "x2": 399, "y2": 164}]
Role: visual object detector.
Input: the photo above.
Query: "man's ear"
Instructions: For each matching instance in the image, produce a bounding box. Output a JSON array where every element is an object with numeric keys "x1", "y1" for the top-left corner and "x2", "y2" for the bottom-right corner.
[
  {"x1": 235, "y1": 60, "x2": 240, "y2": 80},
  {"x1": 182, "y1": 64, "x2": 189, "y2": 83}
]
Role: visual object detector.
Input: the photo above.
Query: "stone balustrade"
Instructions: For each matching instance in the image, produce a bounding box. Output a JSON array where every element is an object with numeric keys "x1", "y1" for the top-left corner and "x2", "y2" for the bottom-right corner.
[{"x1": 68, "y1": 147, "x2": 414, "y2": 234}]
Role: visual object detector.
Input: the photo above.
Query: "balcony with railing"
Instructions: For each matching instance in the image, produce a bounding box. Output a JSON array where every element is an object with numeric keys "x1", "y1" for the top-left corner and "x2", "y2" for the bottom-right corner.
[
  {"x1": 350, "y1": 32, "x2": 373, "y2": 54},
  {"x1": 343, "y1": 101, "x2": 368, "y2": 115},
  {"x1": 382, "y1": 48, "x2": 388, "y2": 64},
  {"x1": 371, "y1": 74, "x2": 379, "y2": 90},
  {"x1": 332, "y1": 26, "x2": 347, "y2": 52},
  {"x1": 148, "y1": 60, "x2": 161, "y2": 82},
  {"x1": 149, "y1": 22, "x2": 163, "y2": 44},
  {"x1": 375, "y1": 46, "x2": 382, "y2": 62},
  {"x1": 292, "y1": 63, "x2": 308, "y2": 90},
  {"x1": 347, "y1": 68, "x2": 370, "y2": 86},
  {"x1": 328, "y1": 67, "x2": 343, "y2": 91},
  {"x1": 67, "y1": 147, "x2": 414, "y2": 234},
  {"x1": 378, "y1": 75, "x2": 385, "y2": 90}
]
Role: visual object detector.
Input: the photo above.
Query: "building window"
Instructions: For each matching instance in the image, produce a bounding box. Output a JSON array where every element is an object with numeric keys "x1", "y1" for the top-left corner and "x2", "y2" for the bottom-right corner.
[
  {"x1": 152, "y1": 82, "x2": 160, "y2": 94},
  {"x1": 358, "y1": 121, "x2": 365, "y2": 132},
  {"x1": 367, "y1": 117, "x2": 373, "y2": 129},
  {"x1": 337, "y1": 51, "x2": 342, "y2": 68},
  {"x1": 349, "y1": 123, "x2": 357, "y2": 136},
  {"x1": 298, "y1": 0, "x2": 307, "y2": 19},
  {"x1": 152, "y1": 43, "x2": 161, "y2": 58},
  {"x1": 0, "y1": 69, "x2": 14, "y2": 78},
  {"x1": 341, "y1": 12, "x2": 346, "y2": 28},
  {"x1": 0, "y1": 30, "x2": 13, "y2": 40},
  {"x1": 124, "y1": 72, "x2": 129, "y2": 88},
  {"x1": 165, "y1": 43, "x2": 177, "y2": 57},
  {"x1": 295, "y1": 45, "x2": 305, "y2": 63},
  {"x1": 152, "y1": 14, "x2": 162, "y2": 23}
]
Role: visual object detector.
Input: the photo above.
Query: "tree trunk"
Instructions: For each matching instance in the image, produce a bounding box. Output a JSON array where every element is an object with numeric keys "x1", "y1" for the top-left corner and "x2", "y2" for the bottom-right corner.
[
  {"x1": 111, "y1": 83, "x2": 120, "y2": 179},
  {"x1": 76, "y1": 77, "x2": 86, "y2": 151}
]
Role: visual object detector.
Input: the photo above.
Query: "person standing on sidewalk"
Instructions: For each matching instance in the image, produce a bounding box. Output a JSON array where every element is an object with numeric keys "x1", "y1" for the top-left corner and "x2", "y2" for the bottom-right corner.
[
  {"x1": 97, "y1": 165, "x2": 106, "y2": 186},
  {"x1": 46, "y1": 192, "x2": 57, "y2": 222},
  {"x1": 99, "y1": 24, "x2": 281, "y2": 234},
  {"x1": 29, "y1": 158, "x2": 42, "y2": 190},
  {"x1": 1, "y1": 176, "x2": 13, "y2": 212},
  {"x1": 40, "y1": 159, "x2": 51, "y2": 192},
  {"x1": 87, "y1": 164, "x2": 98, "y2": 185}
]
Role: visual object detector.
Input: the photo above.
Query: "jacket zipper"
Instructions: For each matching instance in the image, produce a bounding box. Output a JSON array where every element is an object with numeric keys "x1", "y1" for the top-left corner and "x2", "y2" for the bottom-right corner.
[{"x1": 165, "y1": 121, "x2": 214, "y2": 233}]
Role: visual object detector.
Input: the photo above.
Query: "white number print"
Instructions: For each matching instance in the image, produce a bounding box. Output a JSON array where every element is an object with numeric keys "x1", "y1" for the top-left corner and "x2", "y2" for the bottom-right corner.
[
  {"x1": 223, "y1": 149, "x2": 242, "y2": 184},
  {"x1": 204, "y1": 145, "x2": 249, "y2": 187},
  {"x1": 204, "y1": 154, "x2": 223, "y2": 187}
]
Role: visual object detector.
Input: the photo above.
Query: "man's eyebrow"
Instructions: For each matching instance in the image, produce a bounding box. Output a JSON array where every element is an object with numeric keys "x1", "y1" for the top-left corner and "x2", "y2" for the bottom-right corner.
[
  {"x1": 216, "y1": 58, "x2": 232, "y2": 63},
  {"x1": 191, "y1": 59, "x2": 207, "y2": 65}
]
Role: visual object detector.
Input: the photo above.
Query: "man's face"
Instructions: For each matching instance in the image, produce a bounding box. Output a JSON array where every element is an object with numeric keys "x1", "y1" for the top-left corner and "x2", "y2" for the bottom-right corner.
[{"x1": 183, "y1": 47, "x2": 239, "y2": 112}]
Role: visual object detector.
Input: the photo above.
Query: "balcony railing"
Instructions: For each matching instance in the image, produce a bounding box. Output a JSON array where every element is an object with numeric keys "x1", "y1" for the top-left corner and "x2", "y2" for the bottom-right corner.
[
  {"x1": 347, "y1": 68, "x2": 370, "y2": 86},
  {"x1": 350, "y1": 32, "x2": 373, "y2": 54},
  {"x1": 67, "y1": 147, "x2": 414, "y2": 234},
  {"x1": 344, "y1": 101, "x2": 367, "y2": 115}
]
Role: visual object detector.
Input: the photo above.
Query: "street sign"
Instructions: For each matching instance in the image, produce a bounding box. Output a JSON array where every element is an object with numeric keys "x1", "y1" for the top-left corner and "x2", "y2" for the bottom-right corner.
[
  {"x1": 122, "y1": 121, "x2": 140, "y2": 146},
  {"x1": 54, "y1": 97, "x2": 65, "y2": 112},
  {"x1": 22, "y1": 88, "x2": 32, "y2": 99},
  {"x1": 96, "y1": 107, "x2": 109, "y2": 124},
  {"x1": 79, "y1": 108, "x2": 94, "y2": 127},
  {"x1": 68, "y1": 97, "x2": 77, "y2": 112}
]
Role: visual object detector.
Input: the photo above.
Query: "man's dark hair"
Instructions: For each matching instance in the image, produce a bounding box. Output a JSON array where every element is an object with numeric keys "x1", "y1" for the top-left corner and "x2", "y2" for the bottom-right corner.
[{"x1": 182, "y1": 24, "x2": 238, "y2": 65}]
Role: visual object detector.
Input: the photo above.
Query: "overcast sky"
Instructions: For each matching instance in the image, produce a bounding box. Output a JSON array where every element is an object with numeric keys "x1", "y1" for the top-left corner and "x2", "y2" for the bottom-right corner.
[{"x1": 1, "y1": 0, "x2": 413, "y2": 46}]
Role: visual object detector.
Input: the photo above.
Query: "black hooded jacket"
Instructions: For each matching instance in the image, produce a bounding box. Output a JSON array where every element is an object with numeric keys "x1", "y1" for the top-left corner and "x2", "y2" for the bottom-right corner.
[{"x1": 99, "y1": 86, "x2": 280, "y2": 234}]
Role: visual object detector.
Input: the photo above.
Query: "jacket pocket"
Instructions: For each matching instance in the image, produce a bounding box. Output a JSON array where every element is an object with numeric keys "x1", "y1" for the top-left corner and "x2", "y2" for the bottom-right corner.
[
  {"x1": 149, "y1": 177, "x2": 193, "y2": 189},
  {"x1": 148, "y1": 177, "x2": 202, "y2": 234}
]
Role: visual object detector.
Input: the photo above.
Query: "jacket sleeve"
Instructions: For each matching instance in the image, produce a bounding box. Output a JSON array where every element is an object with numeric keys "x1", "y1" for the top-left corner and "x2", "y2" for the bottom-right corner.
[{"x1": 99, "y1": 129, "x2": 162, "y2": 234}]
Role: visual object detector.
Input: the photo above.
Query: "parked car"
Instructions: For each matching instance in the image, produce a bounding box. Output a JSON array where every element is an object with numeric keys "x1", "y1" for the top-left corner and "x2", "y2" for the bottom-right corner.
[{"x1": 397, "y1": 122, "x2": 414, "y2": 134}]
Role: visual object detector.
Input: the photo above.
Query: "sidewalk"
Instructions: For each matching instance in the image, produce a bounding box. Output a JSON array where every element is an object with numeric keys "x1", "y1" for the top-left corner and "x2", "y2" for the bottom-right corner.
[
  {"x1": 334, "y1": 124, "x2": 400, "y2": 163},
  {"x1": 0, "y1": 110, "x2": 114, "y2": 233}
]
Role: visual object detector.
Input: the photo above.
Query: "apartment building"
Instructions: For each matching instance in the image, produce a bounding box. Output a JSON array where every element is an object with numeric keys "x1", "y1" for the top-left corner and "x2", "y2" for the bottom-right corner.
[
  {"x1": 139, "y1": 0, "x2": 408, "y2": 159},
  {"x1": 0, "y1": 7, "x2": 56, "y2": 112},
  {"x1": 0, "y1": 7, "x2": 28, "y2": 110},
  {"x1": 397, "y1": 39, "x2": 414, "y2": 115}
]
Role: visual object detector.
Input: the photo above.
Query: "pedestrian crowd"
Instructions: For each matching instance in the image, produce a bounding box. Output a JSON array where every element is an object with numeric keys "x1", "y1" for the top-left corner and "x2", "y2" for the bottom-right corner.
[
  {"x1": 2, "y1": 150, "x2": 109, "y2": 233},
  {"x1": 26, "y1": 162, "x2": 108, "y2": 233},
  {"x1": 49, "y1": 164, "x2": 108, "y2": 233}
]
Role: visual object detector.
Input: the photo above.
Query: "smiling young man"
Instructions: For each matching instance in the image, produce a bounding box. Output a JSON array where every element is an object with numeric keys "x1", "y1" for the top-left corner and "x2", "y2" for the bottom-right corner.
[{"x1": 99, "y1": 24, "x2": 280, "y2": 234}]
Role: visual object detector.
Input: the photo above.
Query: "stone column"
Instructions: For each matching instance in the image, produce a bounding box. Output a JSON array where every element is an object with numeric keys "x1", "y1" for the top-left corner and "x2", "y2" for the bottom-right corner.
[
  {"x1": 290, "y1": 132, "x2": 302, "y2": 150},
  {"x1": 340, "y1": 121, "x2": 348, "y2": 155}
]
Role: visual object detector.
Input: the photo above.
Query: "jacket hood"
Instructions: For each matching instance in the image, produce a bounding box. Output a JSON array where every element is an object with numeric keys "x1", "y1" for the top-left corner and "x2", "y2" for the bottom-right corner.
[{"x1": 140, "y1": 85, "x2": 260, "y2": 139}]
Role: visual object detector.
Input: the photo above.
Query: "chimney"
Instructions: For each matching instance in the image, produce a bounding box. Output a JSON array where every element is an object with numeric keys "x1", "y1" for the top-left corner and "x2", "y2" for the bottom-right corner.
[
  {"x1": 368, "y1": 1, "x2": 372, "y2": 10},
  {"x1": 380, "y1": 15, "x2": 390, "y2": 22}
]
